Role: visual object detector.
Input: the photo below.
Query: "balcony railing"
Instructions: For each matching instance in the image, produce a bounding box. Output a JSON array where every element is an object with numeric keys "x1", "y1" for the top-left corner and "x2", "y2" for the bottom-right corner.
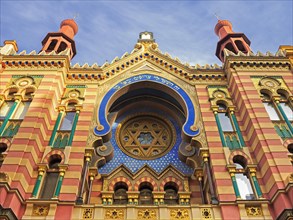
[
  {"x1": 52, "y1": 130, "x2": 71, "y2": 149},
  {"x1": 273, "y1": 121, "x2": 292, "y2": 139},
  {"x1": 223, "y1": 131, "x2": 241, "y2": 150}
]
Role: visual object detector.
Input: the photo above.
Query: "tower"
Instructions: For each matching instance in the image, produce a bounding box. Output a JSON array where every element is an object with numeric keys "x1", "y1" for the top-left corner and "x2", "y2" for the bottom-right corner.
[
  {"x1": 215, "y1": 19, "x2": 251, "y2": 62},
  {"x1": 40, "y1": 19, "x2": 78, "y2": 60}
]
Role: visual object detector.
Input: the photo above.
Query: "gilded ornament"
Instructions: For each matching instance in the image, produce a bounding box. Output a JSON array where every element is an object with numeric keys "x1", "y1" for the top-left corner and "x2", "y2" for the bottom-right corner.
[
  {"x1": 82, "y1": 208, "x2": 93, "y2": 219},
  {"x1": 246, "y1": 206, "x2": 263, "y2": 216},
  {"x1": 105, "y1": 209, "x2": 124, "y2": 220},
  {"x1": 201, "y1": 208, "x2": 212, "y2": 219},
  {"x1": 33, "y1": 205, "x2": 49, "y2": 216},
  {"x1": 137, "y1": 209, "x2": 157, "y2": 220},
  {"x1": 170, "y1": 209, "x2": 189, "y2": 220}
]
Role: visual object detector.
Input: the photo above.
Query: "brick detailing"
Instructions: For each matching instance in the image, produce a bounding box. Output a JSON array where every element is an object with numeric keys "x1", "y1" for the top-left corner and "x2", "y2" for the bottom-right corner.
[
  {"x1": 228, "y1": 151, "x2": 252, "y2": 165},
  {"x1": 108, "y1": 176, "x2": 132, "y2": 191},
  {"x1": 159, "y1": 177, "x2": 183, "y2": 191},
  {"x1": 43, "y1": 150, "x2": 65, "y2": 164},
  {"x1": 134, "y1": 177, "x2": 158, "y2": 191}
]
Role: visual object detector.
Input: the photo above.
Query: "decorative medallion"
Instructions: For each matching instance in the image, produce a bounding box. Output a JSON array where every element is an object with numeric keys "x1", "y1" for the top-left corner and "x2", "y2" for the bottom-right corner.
[
  {"x1": 201, "y1": 208, "x2": 212, "y2": 219},
  {"x1": 116, "y1": 113, "x2": 176, "y2": 160},
  {"x1": 105, "y1": 209, "x2": 124, "y2": 220},
  {"x1": 246, "y1": 206, "x2": 263, "y2": 216},
  {"x1": 83, "y1": 208, "x2": 93, "y2": 219},
  {"x1": 15, "y1": 77, "x2": 33, "y2": 87},
  {"x1": 170, "y1": 209, "x2": 189, "y2": 220},
  {"x1": 137, "y1": 209, "x2": 157, "y2": 220},
  {"x1": 32, "y1": 205, "x2": 49, "y2": 216}
]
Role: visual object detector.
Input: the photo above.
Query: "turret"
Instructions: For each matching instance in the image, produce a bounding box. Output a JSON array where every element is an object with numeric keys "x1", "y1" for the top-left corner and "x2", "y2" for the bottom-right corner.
[
  {"x1": 40, "y1": 19, "x2": 78, "y2": 60},
  {"x1": 215, "y1": 19, "x2": 251, "y2": 62}
]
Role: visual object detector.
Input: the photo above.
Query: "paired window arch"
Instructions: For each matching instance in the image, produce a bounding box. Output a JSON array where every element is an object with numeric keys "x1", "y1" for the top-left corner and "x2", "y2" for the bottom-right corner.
[
  {"x1": 0, "y1": 87, "x2": 34, "y2": 137},
  {"x1": 51, "y1": 101, "x2": 79, "y2": 148},
  {"x1": 232, "y1": 156, "x2": 255, "y2": 200},
  {"x1": 261, "y1": 90, "x2": 293, "y2": 139},
  {"x1": 39, "y1": 155, "x2": 62, "y2": 199}
]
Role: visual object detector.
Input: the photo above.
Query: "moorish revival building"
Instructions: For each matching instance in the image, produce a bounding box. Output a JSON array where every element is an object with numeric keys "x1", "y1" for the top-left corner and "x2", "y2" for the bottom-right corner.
[{"x1": 0, "y1": 18, "x2": 292, "y2": 220}]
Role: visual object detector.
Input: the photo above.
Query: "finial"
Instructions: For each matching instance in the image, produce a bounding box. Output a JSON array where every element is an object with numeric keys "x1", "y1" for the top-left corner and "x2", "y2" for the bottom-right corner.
[
  {"x1": 214, "y1": 13, "x2": 220, "y2": 21},
  {"x1": 73, "y1": 13, "x2": 79, "y2": 20}
]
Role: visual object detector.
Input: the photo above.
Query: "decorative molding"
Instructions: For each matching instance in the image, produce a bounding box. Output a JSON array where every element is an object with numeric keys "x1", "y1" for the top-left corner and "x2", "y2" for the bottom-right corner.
[{"x1": 105, "y1": 209, "x2": 124, "y2": 220}]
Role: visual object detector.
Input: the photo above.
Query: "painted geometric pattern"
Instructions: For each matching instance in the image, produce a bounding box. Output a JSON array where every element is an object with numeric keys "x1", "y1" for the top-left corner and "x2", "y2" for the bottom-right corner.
[{"x1": 99, "y1": 111, "x2": 193, "y2": 175}]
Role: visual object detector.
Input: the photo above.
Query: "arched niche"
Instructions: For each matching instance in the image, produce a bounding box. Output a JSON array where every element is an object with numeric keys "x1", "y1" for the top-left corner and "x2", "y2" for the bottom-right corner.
[{"x1": 94, "y1": 74, "x2": 199, "y2": 142}]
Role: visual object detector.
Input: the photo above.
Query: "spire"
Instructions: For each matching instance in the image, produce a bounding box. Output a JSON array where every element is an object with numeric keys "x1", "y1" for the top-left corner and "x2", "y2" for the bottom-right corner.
[
  {"x1": 215, "y1": 19, "x2": 251, "y2": 62},
  {"x1": 40, "y1": 19, "x2": 78, "y2": 60}
]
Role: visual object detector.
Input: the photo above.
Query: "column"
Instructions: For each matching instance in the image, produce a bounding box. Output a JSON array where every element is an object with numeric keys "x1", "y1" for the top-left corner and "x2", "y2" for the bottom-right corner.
[
  {"x1": 200, "y1": 149, "x2": 218, "y2": 204},
  {"x1": 53, "y1": 167, "x2": 66, "y2": 198},
  {"x1": 227, "y1": 166, "x2": 241, "y2": 199},
  {"x1": 31, "y1": 166, "x2": 46, "y2": 198},
  {"x1": 248, "y1": 167, "x2": 263, "y2": 198},
  {"x1": 68, "y1": 110, "x2": 80, "y2": 146},
  {"x1": 195, "y1": 169, "x2": 206, "y2": 204},
  {"x1": 76, "y1": 149, "x2": 93, "y2": 204},
  {"x1": 49, "y1": 108, "x2": 64, "y2": 146},
  {"x1": 86, "y1": 167, "x2": 98, "y2": 204},
  {"x1": 276, "y1": 101, "x2": 293, "y2": 134},
  {"x1": 229, "y1": 110, "x2": 245, "y2": 147},
  {"x1": 213, "y1": 110, "x2": 226, "y2": 147}
]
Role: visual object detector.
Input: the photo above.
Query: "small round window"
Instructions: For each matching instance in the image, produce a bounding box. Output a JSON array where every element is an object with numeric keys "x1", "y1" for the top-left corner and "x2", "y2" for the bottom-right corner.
[{"x1": 116, "y1": 113, "x2": 176, "y2": 160}]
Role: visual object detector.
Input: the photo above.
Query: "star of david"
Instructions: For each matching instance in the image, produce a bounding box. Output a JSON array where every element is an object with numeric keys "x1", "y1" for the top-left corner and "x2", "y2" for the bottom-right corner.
[{"x1": 117, "y1": 114, "x2": 175, "y2": 160}]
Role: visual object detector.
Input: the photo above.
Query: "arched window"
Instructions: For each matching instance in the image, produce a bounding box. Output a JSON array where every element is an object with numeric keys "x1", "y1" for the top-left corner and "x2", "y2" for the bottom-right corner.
[
  {"x1": 48, "y1": 39, "x2": 58, "y2": 51},
  {"x1": 235, "y1": 40, "x2": 246, "y2": 52},
  {"x1": 278, "y1": 91, "x2": 293, "y2": 121},
  {"x1": 225, "y1": 42, "x2": 237, "y2": 54},
  {"x1": 233, "y1": 156, "x2": 255, "y2": 200},
  {"x1": 57, "y1": 42, "x2": 68, "y2": 53},
  {"x1": 261, "y1": 91, "x2": 293, "y2": 138},
  {"x1": 0, "y1": 101, "x2": 14, "y2": 120},
  {"x1": 261, "y1": 92, "x2": 280, "y2": 120},
  {"x1": 39, "y1": 155, "x2": 62, "y2": 199},
  {"x1": 50, "y1": 101, "x2": 80, "y2": 148},
  {"x1": 0, "y1": 143, "x2": 8, "y2": 167},
  {"x1": 139, "y1": 182, "x2": 153, "y2": 205},
  {"x1": 217, "y1": 103, "x2": 234, "y2": 131},
  {"x1": 164, "y1": 182, "x2": 179, "y2": 205},
  {"x1": 59, "y1": 111, "x2": 76, "y2": 131},
  {"x1": 113, "y1": 182, "x2": 128, "y2": 205}
]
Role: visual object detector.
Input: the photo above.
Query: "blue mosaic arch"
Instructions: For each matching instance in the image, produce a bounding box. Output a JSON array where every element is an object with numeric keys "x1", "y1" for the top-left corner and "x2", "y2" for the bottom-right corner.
[{"x1": 94, "y1": 74, "x2": 200, "y2": 137}]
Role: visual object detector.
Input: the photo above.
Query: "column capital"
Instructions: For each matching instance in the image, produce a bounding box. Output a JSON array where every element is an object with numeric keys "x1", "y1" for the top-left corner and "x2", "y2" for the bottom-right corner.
[
  {"x1": 272, "y1": 95, "x2": 281, "y2": 103},
  {"x1": 199, "y1": 149, "x2": 209, "y2": 161},
  {"x1": 57, "y1": 105, "x2": 66, "y2": 112},
  {"x1": 226, "y1": 164, "x2": 237, "y2": 174},
  {"x1": 194, "y1": 168, "x2": 203, "y2": 181},
  {"x1": 89, "y1": 167, "x2": 99, "y2": 180},
  {"x1": 246, "y1": 164, "x2": 257, "y2": 174},
  {"x1": 14, "y1": 94, "x2": 23, "y2": 101},
  {"x1": 58, "y1": 164, "x2": 68, "y2": 174},
  {"x1": 74, "y1": 104, "x2": 83, "y2": 111},
  {"x1": 211, "y1": 105, "x2": 218, "y2": 113},
  {"x1": 228, "y1": 106, "x2": 236, "y2": 114},
  {"x1": 84, "y1": 148, "x2": 94, "y2": 161}
]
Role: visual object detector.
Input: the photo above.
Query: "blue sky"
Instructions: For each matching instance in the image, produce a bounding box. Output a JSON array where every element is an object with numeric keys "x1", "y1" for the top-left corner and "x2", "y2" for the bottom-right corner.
[{"x1": 1, "y1": 1, "x2": 292, "y2": 66}]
